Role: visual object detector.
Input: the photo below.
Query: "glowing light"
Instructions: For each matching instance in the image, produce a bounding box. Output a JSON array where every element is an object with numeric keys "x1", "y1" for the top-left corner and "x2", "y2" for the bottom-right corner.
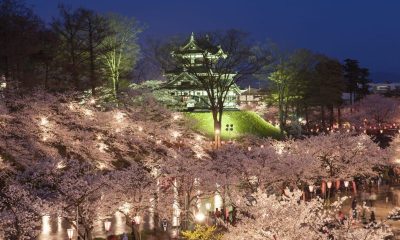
[
  {"x1": 214, "y1": 191, "x2": 223, "y2": 210},
  {"x1": 344, "y1": 181, "x2": 350, "y2": 188},
  {"x1": 173, "y1": 114, "x2": 180, "y2": 121},
  {"x1": 149, "y1": 197, "x2": 156, "y2": 230},
  {"x1": 249, "y1": 175, "x2": 258, "y2": 184},
  {"x1": 114, "y1": 211, "x2": 124, "y2": 234},
  {"x1": 83, "y1": 109, "x2": 93, "y2": 117},
  {"x1": 134, "y1": 215, "x2": 142, "y2": 225},
  {"x1": 97, "y1": 162, "x2": 107, "y2": 170},
  {"x1": 215, "y1": 129, "x2": 220, "y2": 135},
  {"x1": 57, "y1": 161, "x2": 66, "y2": 169},
  {"x1": 68, "y1": 103, "x2": 75, "y2": 110},
  {"x1": 205, "y1": 202, "x2": 212, "y2": 210},
  {"x1": 172, "y1": 179, "x2": 181, "y2": 227},
  {"x1": 327, "y1": 181, "x2": 332, "y2": 189},
  {"x1": 308, "y1": 185, "x2": 314, "y2": 192},
  {"x1": 42, "y1": 215, "x2": 51, "y2": 235},
  {"x1": 114, "y1": 111, "x2": 125, "y2": 123},
  {"x1": 40, "y1": 117, "x2": 49, "y2": 126},
  {"x1": 151, "y1": 167, "x2": 159, "y2": 177},
  {"x1": 67, "y1": 228, "x2": 74, "y2": 239},
  {"x1": 260, "y1": 145, "x2": 264, "y2": 148},
  {"x1": 98, "y1": 142, "x2": 108, "y2": 153},
  {"x1": 138, "y1": 126, "x2": 143, "y2": 132},
  {"x1": 248, "y1": 146, "x2": 252, "y2": 151},
  {"x1": 104, "y1": 220, "x2": 111, "y2": 232},
  {"x1": 195, "y1": 212, "x2": 206, "y2": 222},
  {"x1": 171, "y1": 130, "x2": 181, "y2": 139},
  {"x1": 275, "y1": 142, "x2": 285, "y2": 155},
  {"x1": 119, "y1": 202, "x2": 131, "y2": 215},
  {"x1": 57, "y1": 216, "x2": 62, "y2": 231}
]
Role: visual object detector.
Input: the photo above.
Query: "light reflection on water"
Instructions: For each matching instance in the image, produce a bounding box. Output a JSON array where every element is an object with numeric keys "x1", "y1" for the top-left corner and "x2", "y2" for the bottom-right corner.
[
  {"x1": 42, "y1": 215, "x2": 51, "y2": 235},
  {"x1": 38, "y1": 213, "x2": 130, "y2": 240}
]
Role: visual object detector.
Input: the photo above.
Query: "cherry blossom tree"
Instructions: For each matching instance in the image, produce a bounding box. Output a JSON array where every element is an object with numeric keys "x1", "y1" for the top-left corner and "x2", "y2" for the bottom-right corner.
[
  {"x1": 343, "y1": 94, "x2": 400, "y2": 126},
  {"x1": 0, "y1": 90, "x2": 213, "y2": 237},
  {"x1": 207, "y1": 132, "x2": 388, "y2": 211},
  {"x1": 0, "y1": 171, "x2": 45, "y2": 240},
  {"x1": 287, "y1": 132, "x2": 388, "y2": 180},
  {"x1": 223, "y1": 189, "x2": 392, "y2": 240},
  {"x1": 39, "y1": 160, "x2": 153, "y2": 240},
  {"x1": 0, "y1": 90, "x2": 393, "y2": 239}
]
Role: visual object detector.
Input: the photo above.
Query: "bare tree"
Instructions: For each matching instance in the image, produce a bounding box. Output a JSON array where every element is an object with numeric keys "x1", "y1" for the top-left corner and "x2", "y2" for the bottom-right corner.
[
  {"x1": 80, "y1": 10, "x2": 110, "y2": 95},
  {"x1": 52, "y1": 5, "x2": 86, "y2": 90},
  {"x1": 102, "y1": 14, "x2": 142, "y2": 97},
  {"x1": 164, "y1": 30, "x2": 271, "y2": 147}
]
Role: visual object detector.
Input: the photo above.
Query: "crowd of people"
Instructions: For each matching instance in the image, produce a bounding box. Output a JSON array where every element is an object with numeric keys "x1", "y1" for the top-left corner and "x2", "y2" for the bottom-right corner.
[{"x1": 204, "y1": 207, "x2": 237, "y2": 227}]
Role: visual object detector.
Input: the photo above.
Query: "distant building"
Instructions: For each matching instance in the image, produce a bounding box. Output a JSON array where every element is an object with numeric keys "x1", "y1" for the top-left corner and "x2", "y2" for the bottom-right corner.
[
  {"x1": 239, "y1": 86, "x2": 267, "y2": 105},
  {"x1": 368, "y1": 82, "x2": 400, "y2": 94},
  {"x1": 163, "y1": 33, "x2": 240, "y2": 110}
]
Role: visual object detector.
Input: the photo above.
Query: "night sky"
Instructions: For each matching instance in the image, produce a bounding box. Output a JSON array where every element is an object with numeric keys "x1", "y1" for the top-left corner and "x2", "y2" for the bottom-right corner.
[{"x1": 26, "y1": 0, "x2": 400, "y2": 82}]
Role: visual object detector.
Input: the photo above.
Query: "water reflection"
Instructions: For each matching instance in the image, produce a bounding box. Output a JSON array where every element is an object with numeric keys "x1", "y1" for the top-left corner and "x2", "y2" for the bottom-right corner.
[
  {"x1": 38, "y1": 212, "x2": 130, "y2": 240},
  {"x1": 37, "y1": 185, "x2": 400, "y2": 239},
  {"x1": 42, "y1": 215, "x2": 51, "y2": 235},
  {"x1": 114, "y1": 211, "x2": 125, "y2": 235}
]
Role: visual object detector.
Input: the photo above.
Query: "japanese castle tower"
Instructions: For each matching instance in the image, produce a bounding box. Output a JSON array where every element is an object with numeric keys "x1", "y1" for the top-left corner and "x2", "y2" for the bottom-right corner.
[{"x1": 164, "y1": 33, "x2": 240, "y2": 110}]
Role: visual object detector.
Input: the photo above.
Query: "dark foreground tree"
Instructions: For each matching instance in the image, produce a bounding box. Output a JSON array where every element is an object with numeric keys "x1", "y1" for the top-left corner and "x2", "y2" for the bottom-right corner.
[
  {"x1": 0, "y1": 0, "x2": 44, "y2": 90},
  {"x1": 343, "y1": 58, "x2": 370, "y2": 105},
  {"x1": 80, "y1": 9, "x2": 111, "y2": 95}
]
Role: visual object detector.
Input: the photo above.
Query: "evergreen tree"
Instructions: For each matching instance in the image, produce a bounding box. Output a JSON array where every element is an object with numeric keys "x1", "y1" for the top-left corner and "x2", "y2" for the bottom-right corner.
[{"x1": 343, "y1": 58, "x2": 370, "y2": 104}]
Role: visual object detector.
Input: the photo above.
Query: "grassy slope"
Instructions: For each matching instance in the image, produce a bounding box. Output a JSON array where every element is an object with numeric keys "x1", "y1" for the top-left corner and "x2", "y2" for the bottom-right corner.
[{"x1": 185, "y1": 110, "x2": 282, "y2": 140}]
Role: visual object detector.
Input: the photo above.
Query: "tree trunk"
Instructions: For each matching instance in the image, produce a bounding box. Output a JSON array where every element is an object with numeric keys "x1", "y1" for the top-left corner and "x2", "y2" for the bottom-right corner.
[
  {"x1": 321, "y1": 105, "x2": 325, "y2": 129},
  {"x1": 44, "y1": 64, "x2": 49, "y2": 90},
  {"x1": 337, "y1": 107, "x2": 341, "y2": 128},
  {"x1": 329, "y1": 105, "x2": 334, "y2": 128},
  {"x1": 305, "y1": 106, "x2": 309, "y2": 132},
  {"x1": 279, "y1": 101, "x2": 285, "y2": 135},
  {"x1": 88, "y1": 21, "x2": 96, "y2": 96},
  {"x1": 350, "y1": 91, "x2": 354, "y2": 112},
  {"x1": 85, "y1": 228, "x2": 93, "y2": 240},
  {"x1": 212, "y1": 109, "x2": 221, "y2": 149},
  {"x1": 4, "y1": 56, "x2": 9, "y2": 82},
  {"x1": 70, "y1": 45, "x2": 79, "y2": 90}
]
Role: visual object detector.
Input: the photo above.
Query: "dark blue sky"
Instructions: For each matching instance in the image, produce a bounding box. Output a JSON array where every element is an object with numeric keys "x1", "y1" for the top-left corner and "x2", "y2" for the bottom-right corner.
[{"x1": 27, "y1": 0, "x2": 400, "y2": 82}]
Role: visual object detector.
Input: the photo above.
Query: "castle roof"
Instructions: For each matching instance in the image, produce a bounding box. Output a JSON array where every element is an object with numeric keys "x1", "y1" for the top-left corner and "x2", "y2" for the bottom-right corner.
[{"x1": 172, "y1": 32, "x2": 225, "y2": 56}]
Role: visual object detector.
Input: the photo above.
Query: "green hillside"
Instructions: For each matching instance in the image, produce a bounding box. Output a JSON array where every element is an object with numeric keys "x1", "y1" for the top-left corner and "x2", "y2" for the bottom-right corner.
[{"x1": 185, "y1": 111, "x2": 282, "y2": 140}]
